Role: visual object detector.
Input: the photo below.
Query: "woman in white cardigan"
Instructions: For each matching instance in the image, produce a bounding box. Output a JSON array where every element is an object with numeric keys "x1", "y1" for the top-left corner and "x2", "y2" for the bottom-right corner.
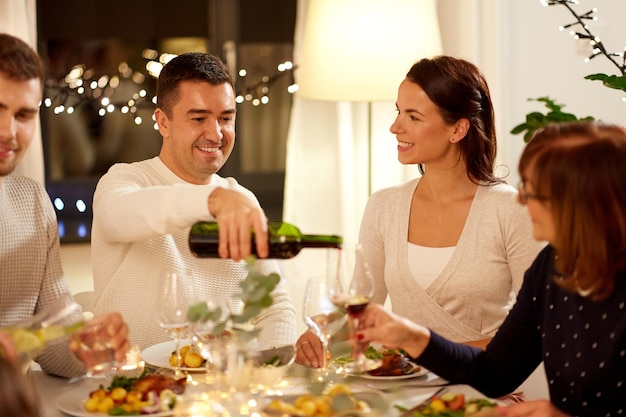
[{"x1": 296, "y1": 56, "x2": 544, "y2": 367}]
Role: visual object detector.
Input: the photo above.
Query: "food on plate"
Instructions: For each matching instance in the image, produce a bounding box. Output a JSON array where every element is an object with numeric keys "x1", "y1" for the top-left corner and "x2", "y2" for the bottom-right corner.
[
  {"x1": 367, "y1": 349, "x2": 420, "y2": 377},
  {"x1": 398, "y1": 393, "x2": 499, "y2": 417},
  {"x1": 83, "y1": 371, "x2": 186, "y2": 415},
  {"x1": 169, "y1": 344, "x2": 205, "y2": 368},
  {"x1": 335, "y1": 346, "x2": 421, "y2": 376},
  {"x1": 265, "y1": 383, "x2": 372, "y2": 417}
]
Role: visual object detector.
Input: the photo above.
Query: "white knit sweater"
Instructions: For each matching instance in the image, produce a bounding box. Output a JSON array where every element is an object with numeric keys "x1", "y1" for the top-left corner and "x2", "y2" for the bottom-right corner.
[
  {"x1": 0, "y1": 175, "x2": 85, "y2": 377},
  {"x1": 360, "y1": 179, "x2": 546, "y2": 342},
  {"x1": 91, "y1": 157, "x2": 297, "y2": 350}
]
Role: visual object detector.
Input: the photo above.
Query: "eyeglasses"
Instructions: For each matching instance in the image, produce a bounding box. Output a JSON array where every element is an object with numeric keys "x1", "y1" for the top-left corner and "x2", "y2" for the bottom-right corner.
[{"x1": 517, "y1": 182, "x2": 549, "y2": 205}]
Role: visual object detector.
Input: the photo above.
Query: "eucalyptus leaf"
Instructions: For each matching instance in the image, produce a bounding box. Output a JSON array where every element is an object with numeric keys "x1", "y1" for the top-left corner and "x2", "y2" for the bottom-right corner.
[{"x1": 186, "y1": 256, "x2": 279, "y2": 341}]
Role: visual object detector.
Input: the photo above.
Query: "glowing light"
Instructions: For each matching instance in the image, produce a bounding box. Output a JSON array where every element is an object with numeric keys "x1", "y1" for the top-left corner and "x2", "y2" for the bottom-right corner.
[
  {"x1": 67, "y1": 107, "x2": 75, "y2": 114},
  {"x1": 239, "y1": 69, "x2": 247, "y2": 77},
  {"x1": 78, "y1": 224, "x2": 88, "y2": 238},
  {"x1": 107, "y1": 104, "x2": 115, "y2": 113},
  {"x1": 287, "y1": 84, "x2": 299, "y2": 94},
  {"x1": 159, "y1": 53, "x2": 177, "y2": 64},
  {"x1": 53, "y1": 198, "x2": 65, "y2": 210},
  {"x1": 134, "y1": 116, "x2": 142, "y2": 125},
  {"x1": 101, "y1": 97, "x2": 110, "y2": 106},
  {"x1": 44, "y1": 98, "x2": 52, "y2": 107},
  {"x1": 261, "y1": 96, "x2": 269, "y2": 104},
  {"x1": 98, "y1": 108, "x2": 106, "y2": 116},
  {"x1": 90, "y1": 81, "x2": 98, "y2": 89},
  {"x1": 132, "y1": 72, "x2": 145, "y2": 84},
  {"x1": 67, "y1": 65, "x2": 83, "y2": 81},
  {"x1": 236, "y1": 95, "x2": 244, "y2": 103},
  {"x1": 146, "y1": 60, "x2": 163, "y2": 78},
  {"x1": 97, "y1": 75, "x2": 109, "y2": 88},
  {"x1": 121, "y1": 106, "x2": 129, "y2": 114},
  {"x1": 142, "y1": 48, "x2": 158, "y2": 60},
  {"x1": 252, "y1": 98, "x2": 260, "y2": 106},
  {"x1": 76, "y1": 199, "x2": 87, "y2": 213}
]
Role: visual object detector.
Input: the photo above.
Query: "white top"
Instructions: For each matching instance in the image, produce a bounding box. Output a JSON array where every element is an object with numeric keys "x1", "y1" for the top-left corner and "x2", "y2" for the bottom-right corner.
[
  {"x1": 359, "y1": 178, "x2": 546, "y2": 342},
  {"x1": 407, "y1": 243, "x2": 455, "y2": 289},
  {"x1": 91, "y1": 157, "x2": 297, "y2": 350}
]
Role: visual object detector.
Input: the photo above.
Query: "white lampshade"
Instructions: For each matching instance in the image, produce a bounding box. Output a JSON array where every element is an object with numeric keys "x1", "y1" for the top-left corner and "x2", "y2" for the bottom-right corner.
[{"x1": 297, "y1": 0, "x2": 442, "y2": 102}]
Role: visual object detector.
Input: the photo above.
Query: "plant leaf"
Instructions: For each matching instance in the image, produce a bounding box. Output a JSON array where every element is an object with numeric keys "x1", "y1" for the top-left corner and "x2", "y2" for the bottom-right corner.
[{"x1": 585, "y1": 73, "x2": 626, "y2": 92}]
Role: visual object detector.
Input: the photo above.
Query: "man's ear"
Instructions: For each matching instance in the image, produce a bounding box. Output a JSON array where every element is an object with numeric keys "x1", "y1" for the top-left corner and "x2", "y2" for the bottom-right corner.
[{"x1": 154, "y1": 108, "x2": 169, "y2": 137}]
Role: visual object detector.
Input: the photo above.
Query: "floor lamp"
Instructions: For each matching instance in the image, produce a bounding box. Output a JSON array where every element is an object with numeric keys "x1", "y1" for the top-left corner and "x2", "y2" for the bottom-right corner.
[{"x1": 296, "y1": 0, "x2": 442, "y2": 195}]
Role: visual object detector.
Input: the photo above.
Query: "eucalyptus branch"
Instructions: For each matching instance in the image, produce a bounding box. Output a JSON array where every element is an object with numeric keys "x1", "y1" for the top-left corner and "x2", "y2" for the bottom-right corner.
[{"x1": 187, "y1": 257, "x2": 280, "y2": 342}]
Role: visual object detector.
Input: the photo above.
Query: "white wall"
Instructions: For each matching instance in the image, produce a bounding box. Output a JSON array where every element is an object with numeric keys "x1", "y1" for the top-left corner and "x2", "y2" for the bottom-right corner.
[{"x1": 501, "y1": 1, "x2": 625, "y2": 187}]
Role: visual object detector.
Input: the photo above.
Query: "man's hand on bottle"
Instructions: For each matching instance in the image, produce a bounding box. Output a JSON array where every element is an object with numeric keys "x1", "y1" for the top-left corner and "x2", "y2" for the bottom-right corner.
[{"x1": 207, "y1": 188, "x2": 269, "y2": 261}]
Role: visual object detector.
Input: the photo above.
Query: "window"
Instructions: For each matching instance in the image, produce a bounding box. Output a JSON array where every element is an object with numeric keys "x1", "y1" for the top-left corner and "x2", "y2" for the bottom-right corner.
[{"x1": 37, "y1": 0, "x2": 296, "y2": 242}]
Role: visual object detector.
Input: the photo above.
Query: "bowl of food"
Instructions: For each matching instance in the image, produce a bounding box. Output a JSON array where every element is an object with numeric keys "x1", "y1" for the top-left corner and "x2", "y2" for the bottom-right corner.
[{"x1": 252, "y1": 344, "x2": 296, "y2": 386}]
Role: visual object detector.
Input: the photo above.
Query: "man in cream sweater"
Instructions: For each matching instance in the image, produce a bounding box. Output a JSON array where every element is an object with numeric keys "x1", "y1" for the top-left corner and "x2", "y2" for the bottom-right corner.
[{"x1": 91, "y1": 52, "x2": 297, "y2": 350}]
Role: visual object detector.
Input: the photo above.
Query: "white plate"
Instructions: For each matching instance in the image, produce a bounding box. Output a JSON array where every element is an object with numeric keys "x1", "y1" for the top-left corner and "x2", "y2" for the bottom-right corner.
[
  {"x1": 141, "y1": 339, "x2": 206, "y2": 372},
  {"x1": 357, "y1": 366, "x2": 429, "y2": 380},
  {"x1": 56, "y1": 385, "x2": 173, "y2": 417},
  {"x1": 265, "y1": 391, "x2": 387, "y2": 416}
]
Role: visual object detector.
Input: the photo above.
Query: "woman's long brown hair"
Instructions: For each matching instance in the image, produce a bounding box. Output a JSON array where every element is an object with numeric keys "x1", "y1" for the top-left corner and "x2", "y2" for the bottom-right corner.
[{"x1": 518, "y1": 121, "x2": 626, "y2": 300}]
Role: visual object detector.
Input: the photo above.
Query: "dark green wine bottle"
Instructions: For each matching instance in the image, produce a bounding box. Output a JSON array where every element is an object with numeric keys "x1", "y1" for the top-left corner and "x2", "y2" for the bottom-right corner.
[{"x1": 188, "y1": 221, "x2": 343, "y2": 259}]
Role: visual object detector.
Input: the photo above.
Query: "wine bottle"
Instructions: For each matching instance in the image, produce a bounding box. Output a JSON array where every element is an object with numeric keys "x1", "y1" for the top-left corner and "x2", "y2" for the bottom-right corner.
[{"x1": 188, "y1": 221, "x2": 343, "y2": 259}]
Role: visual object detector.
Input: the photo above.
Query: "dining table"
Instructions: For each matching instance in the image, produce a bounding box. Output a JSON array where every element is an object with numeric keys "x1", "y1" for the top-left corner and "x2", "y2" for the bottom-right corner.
[{"x1": 30, "y1": 359, "x2": 496, "y2": 417}]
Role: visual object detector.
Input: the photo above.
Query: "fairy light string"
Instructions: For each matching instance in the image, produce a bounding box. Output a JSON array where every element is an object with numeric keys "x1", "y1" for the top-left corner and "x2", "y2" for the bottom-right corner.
[
  {"x1": 43, "y1": 49, "x2": 298, "y2": 126},
  {"x1": 542, "y1": 0, "x2": 626, "y2": 102}
]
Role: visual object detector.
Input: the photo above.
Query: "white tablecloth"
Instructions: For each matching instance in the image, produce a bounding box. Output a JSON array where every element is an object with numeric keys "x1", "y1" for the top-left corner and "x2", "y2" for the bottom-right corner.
[{"x1": 31, "y1": 362, "x2": 491, "y2": 417}]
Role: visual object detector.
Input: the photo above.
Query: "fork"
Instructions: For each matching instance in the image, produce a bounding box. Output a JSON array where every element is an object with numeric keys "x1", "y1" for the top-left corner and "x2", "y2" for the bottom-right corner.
[
  {"x1": 364, "y1": 382, "x2": 447, "y2": 393},
  {"x1": 398, "y1": 387, "x2": 449, "y2": 417}
]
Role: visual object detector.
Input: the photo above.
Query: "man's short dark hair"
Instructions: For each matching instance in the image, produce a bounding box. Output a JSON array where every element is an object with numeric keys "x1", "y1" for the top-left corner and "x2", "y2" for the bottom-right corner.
[
  {"x1": 156, "y1": 52, "x2": 234, "y2": 116},
  {"x1": 0, "y1": 33, "x2": 45, "y2": 86}
]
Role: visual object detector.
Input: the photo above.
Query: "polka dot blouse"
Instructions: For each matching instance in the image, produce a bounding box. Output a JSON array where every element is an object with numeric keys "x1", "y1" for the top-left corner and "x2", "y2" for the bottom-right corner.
[{"x1": 417, "y1": 245, "x2": 626, "y2": 416}]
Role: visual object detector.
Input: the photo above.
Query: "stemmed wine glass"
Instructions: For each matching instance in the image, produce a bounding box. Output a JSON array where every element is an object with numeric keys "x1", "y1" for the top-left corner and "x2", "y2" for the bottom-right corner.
[
  {"x1": 331, "y1": 244, "x2": 381, "y2": 374},
  {"x1": 157, "y1": 269, "x2": 196, "y2": 379},
  {"x1": 303, "y1": 276, "x2": 347, "y2": 380}
]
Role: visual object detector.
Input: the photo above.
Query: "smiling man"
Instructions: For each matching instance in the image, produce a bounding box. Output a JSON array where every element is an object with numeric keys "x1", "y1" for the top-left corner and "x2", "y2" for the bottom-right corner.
[
  {"x1": 91, "y1": 53, "x2": 297, "y2": 350},
  {"x1": 0, "y1": 33, "x2": 130, "y2": 378}
]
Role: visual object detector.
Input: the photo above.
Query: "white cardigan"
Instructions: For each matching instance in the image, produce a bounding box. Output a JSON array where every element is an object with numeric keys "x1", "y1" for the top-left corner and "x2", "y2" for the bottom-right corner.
[{"x1": 359, "y1": 179, "x2": 545, "y2": 342}]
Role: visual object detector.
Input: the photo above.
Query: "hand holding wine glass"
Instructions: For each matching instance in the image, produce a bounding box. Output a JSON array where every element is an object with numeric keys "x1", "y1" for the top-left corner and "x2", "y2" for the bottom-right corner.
[
  {"x1": 157, "y1": 269, "x2": 196, "y2": 379},
  {"x1": 303, "y1": 276, "x2": 347, "y2": 376},
  {"x1": 332, "y1": 244, "x2": 381, "y2": 373}
]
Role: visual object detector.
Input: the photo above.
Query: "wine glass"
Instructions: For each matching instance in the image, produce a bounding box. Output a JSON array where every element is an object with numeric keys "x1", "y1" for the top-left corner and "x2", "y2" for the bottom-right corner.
[
  {"x1": 7, "y1": 293, "x2": 85, "y2": 373},
  {"x1": 331, "y1": 244, "x2": 381, "y2": 374},
  {"x1": 303, "y1": 276, "x2": 347, "y2": 379},
  {"x1": 157, "y1": 269, "x2": 196, "y2": 379}
]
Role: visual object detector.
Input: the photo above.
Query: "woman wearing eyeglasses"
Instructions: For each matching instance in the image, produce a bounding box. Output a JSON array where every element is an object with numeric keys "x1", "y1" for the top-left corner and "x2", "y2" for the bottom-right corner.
[{"x1": 355, "y1": 121, "x2": 626, "y2": 416}]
